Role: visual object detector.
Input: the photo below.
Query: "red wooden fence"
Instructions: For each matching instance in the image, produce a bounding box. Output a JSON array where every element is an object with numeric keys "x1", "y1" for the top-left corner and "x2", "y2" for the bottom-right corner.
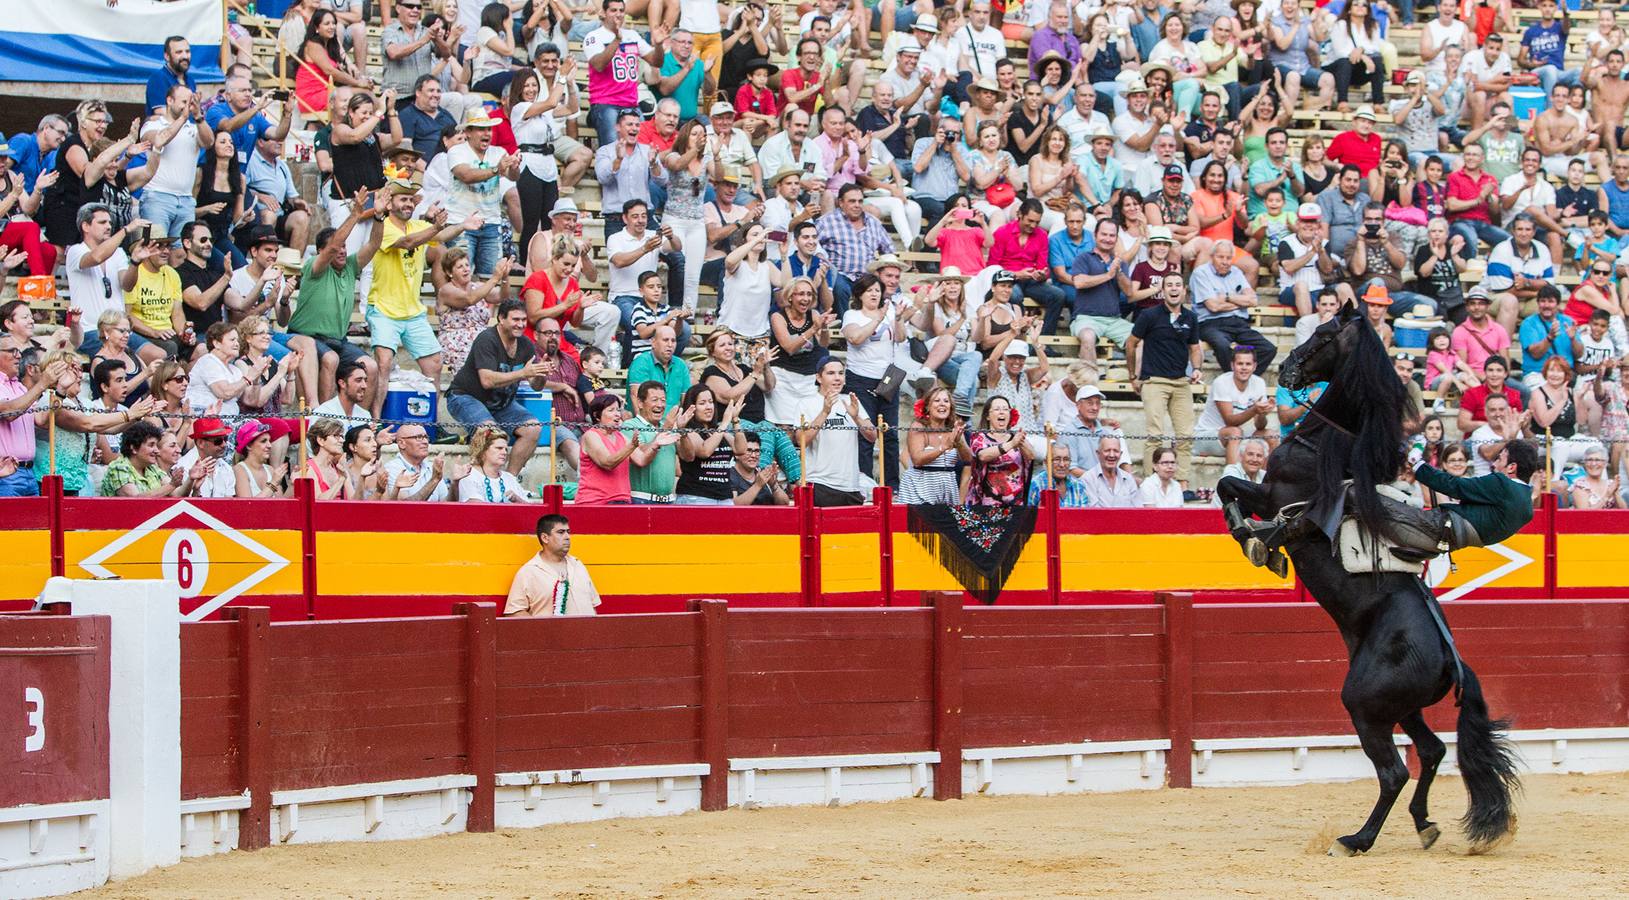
[{"x1": 173, "y1": 595, "x2": 1629, "y2": 847}]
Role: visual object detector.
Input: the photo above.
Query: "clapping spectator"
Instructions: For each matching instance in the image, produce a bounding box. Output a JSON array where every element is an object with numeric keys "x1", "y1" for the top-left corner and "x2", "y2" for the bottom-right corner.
[
  {"x1": 718, "y1": 224, "x2": 783, "y2": 340},
  {"x1": 457, "y1": 424, "x2": 534, "y2": 502},
  {"x1": 99, "y1": 419, "x2": 186, "y2": 497},
  {"x1": 795, "y1": 359, "x2": 877, "y2": 507},
  {"x1": 899, "y1": 385, "x2": 969, "y2": 504},
  {"x1": 177, "y1": 417, "x2": 238, "y2": 499},
  {"x1": 234, "y1": 316, "x2": 301, "y2": 467},
  {"x1": 730, "y1": 432, "x2": 791, "y2": 505},
  {"x1": 446, "y1": 298, "x2": 548, "y2": 477},
  {"x1": 625, "y1": 380, "x2": 686, "y2": 504},
  {"x1": 967, "y1": 395, "x2": 1033, "y2": 505},
  {"x1": 1127, "y1": 274, "x2": 1203, "y2": 483},
  {"x1": 382, "y1": 423, "x2": 452, "y2": 502},
  {"x1": 301, "y1": 418, "x2": 350, "y2": 499},
  {"x1": 437, "y1": 249, "x2": 508, "y2": 376},
  {"x1": 1570, "y1": 444, "x2": 1621, "y2": 509},
  {"x1": 577, "y1": 393, "x2": 637, "y2": 504},
  {"x1": 233, "y1": 421, "x2": 290, "y2": 498},
  {"x1": 674, "y1": 384, "x2": 747, "y2": 505}
]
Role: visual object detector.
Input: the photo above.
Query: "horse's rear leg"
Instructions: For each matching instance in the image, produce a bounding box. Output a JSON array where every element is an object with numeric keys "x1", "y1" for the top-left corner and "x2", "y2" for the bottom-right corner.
[
  {"x1": 1331, "y1": 713, "x2": 1411, "y2": 856},
  {"x1": 1399, "y1": 710, "x2": 1448, "y2": 850}
]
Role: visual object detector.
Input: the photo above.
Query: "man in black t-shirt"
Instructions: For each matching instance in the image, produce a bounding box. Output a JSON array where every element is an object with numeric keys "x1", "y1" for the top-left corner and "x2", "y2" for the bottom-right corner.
[
  {"x1": 175, "y1": 221, "x2": 232, "y2": 340},
  {"x1": 1125, "y1": 274, "x2": 1203, "y2": 483},
  {"x1": 447, "y1": 298, "x2": 548, "y2": 476}
]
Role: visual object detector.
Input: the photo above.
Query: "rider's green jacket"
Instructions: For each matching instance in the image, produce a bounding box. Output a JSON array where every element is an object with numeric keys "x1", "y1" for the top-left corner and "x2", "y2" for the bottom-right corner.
[{"x1": 1413, "y1": 463, "x2": 1535, "y2": 545}]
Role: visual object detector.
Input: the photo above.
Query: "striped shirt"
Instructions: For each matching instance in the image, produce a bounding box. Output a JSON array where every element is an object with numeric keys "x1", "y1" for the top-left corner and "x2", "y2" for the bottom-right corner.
[{"x1": 815, "y1": 209, "x2": 893, "y2": 279}]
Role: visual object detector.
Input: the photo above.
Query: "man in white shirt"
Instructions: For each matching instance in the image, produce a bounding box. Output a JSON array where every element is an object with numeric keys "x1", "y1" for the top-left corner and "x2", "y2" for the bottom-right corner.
[
  {"x1": 1112, "y1": 79, "x2": 1165, "y2": 181},
  {"x1": 176, "y1": 417, "x2": 238, "y2": 499},
  {"x1": 605, "y1": 198, "x2": 684, "y2": 361},
  {"x1": 1193, "y1": 346, "x2": 1275, "y2": 465},
  {"x1": 1080, "y1": 435, "x2": 1141, "y2": 508},
  {"x1": 1420, "y1": 2, "x2": 1470, "y2": 76},
  {"x1": 756, "y1": 106, "x2": 830, "y2": 196},
  {"x1": 310, "y1": 359, "x2": 390, "y2": 443},
  {"x1": 446, "y1": 108, "x2": 521, "y2": 277},
  {"x1": 1500, "y1": 147, "x2": 1566, "y2": 265},
  {"x1": 795, "y1": 359, "x2": 879, "y2": 507},
  {"x1": 1461, "y1": 32, "x2": 1514, "y2": 130},
  {"x1": 1055, "y1": 86, "x2": 1112, "y2": 151},
  {"x1": 914, "y1": 16, "x2": 958, "y2": 80},
  {"x1": 708, "y1": 102, "x2": 763, "y2": 199},
  {"x1": 383, "y1": 422, "x2": 453, "y2": 502},
  {"x1": 140, "y1": 85, "x2": 214, "y2": 237},
  {"x1": 1469, "y1": 394, "x2": 1527, "y2": 476},
  {"x1": 1130, "y1": 133, "x2": 1194, "y2": 198},
  {"x1": 68, "y1": 206, "x2": 160, "y2": 361},
  {"x1": 956, "y1": 1, "x2": 1007, "y2": 82}
]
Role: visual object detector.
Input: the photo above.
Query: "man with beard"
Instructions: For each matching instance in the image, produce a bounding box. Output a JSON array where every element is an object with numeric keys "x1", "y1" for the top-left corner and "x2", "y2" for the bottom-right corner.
[{"x1": 145, "y1": 36, "x2": 197, "y2": 115}]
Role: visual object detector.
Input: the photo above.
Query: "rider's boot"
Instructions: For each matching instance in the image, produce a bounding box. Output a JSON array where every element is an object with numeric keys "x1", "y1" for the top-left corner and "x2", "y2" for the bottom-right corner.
[{"x1": 1356, "y1": 493, "x2": 1458, "y2": 563}]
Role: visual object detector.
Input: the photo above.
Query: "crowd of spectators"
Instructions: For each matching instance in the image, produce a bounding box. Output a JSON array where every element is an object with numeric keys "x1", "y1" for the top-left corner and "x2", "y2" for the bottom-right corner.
[{"x1": 2, "y1": 0, "x2": 1629, "y2": 510}]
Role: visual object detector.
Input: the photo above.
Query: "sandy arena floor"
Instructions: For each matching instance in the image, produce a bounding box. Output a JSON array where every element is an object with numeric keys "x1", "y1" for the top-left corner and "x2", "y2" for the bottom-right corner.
[{"x1": 87, "y1": 773, "x2": 1629, "y2": 898}]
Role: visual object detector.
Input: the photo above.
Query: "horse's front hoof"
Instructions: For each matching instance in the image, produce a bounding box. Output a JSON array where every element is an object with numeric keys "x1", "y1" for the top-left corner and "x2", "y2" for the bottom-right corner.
[
  {"x1": 1328, "y1": 837, "x2": 1362, "y2": 857},
  {"x1": 1418, "y1": 823, "x2": 1441, "y2": 850},
  {"x1": 1245, "y1": 536, "x2": 1268, "y2": 567}
]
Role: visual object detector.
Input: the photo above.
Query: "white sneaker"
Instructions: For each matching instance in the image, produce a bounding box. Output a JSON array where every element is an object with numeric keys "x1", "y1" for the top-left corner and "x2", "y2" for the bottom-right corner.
[{"x1": 911, "y1": 367, "x2": 936, "y2": 395}]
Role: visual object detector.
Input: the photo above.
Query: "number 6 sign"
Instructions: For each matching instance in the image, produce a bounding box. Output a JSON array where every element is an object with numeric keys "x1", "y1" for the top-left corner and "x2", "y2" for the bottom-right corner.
[{"x1": 161, "y1": 529, "x2": 210, "y2": 599}]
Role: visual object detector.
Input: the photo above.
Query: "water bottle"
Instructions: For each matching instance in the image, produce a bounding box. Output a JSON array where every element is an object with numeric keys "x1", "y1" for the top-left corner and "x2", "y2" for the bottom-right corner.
[{"x1": 247, "y1": 2, "x2": 257, "y2": 15}]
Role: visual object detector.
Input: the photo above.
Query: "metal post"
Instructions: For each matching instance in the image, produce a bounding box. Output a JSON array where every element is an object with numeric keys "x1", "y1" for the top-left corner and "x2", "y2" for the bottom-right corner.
[
  {"x1": 297, "y1": 398, "x2": 309, "y2": 476},
  {"x1": 548, "y1": 412, "x2": 559, "y2": 484},
  {"x1": 47, "y1": 401, "x2": 57, "y2": 476},
  {"x1": 874, "y1": 414, "x2": 885, "y2": 487},
  {"x1": 797, "y1": 415, "x2": 808, "y2": 487}
]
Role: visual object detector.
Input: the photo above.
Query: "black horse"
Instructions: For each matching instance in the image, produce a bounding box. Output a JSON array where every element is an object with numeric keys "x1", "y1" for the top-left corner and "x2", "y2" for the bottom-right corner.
[{"x1": 1217, "y1": 311, "x2": 1521, "y2": 856}]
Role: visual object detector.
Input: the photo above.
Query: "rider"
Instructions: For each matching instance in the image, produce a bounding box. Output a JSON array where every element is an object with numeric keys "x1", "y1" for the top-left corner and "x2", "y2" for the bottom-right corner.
[{"x1": 1380, "y1": 439, "x2": 1540, "y2": 561}]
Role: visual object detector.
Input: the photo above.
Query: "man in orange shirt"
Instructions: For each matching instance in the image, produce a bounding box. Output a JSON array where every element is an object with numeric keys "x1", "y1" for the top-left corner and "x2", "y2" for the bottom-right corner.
[{"x1": 505, "y1": 514, "x2": 602, "y2": 617}]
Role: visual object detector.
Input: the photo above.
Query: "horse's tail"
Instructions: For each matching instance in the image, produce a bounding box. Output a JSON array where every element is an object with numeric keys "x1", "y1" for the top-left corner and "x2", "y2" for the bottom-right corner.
[{"x1": 1456, "y1": 663, "x2": 1521, "y2": 852}]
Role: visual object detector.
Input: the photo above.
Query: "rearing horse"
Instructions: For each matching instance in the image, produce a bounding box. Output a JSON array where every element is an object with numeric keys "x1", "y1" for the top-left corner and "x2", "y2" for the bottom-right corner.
[{"x1": 1217, "y1": 311, "x2": 1521, "y2": 856}]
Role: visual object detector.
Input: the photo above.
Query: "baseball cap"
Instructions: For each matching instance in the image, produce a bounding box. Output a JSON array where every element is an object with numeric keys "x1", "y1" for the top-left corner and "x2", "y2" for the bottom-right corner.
[
  {"x1": 1075, "y1": 385, "x2": 1105, "y2": 403},
  {"x1": 709, "y1": 100, "x2": 736, "y2": 117},
  {"x1": 1296, "y1": 202, "x2": 1322, "y2": 221},
  {"x1": 1004, "y1": 340, "x2": 1031, "y2": 358},
  {"x1": 1163, "y1": 163, "x2": 1185, "y2": 181}
]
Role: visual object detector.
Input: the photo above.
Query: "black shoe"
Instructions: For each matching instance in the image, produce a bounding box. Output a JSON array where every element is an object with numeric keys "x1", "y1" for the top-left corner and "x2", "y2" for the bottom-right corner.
[{"x1": 1265, "y1": 549, "x2": 1290, "y2": 579}]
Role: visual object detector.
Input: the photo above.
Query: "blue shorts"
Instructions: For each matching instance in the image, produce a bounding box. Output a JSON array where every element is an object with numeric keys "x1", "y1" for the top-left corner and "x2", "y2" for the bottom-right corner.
[
  {"x1": 446, "y1": 392, "x2": 540, "y2": 442},
  {"x1": 365, "y1": 307, "x2": 443, "y2": 359}
]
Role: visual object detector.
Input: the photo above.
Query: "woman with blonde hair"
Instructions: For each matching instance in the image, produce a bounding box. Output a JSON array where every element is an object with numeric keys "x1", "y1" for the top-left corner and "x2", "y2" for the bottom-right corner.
[
  {"x1": 31, "y1": 349, "x2": 154, "y2": 496},
  {"x1": 234, "y1": 315, "x2": 301, "y2": 468},
  {"x1": 457, "y1": 424, "x2": 534, "y2": 502},
  {"x1": 764, "y1": 276, "x2": 833, "y2": 426},
  {"x1": 89, "y1": 310, "x2": 161, "y2": 400},
  {"x1": 146, "y1": 359, "x2": 195, "y2": 450},
  {"x1": 910, "y1": 272, "x2": 985, "y2": 418},
  {"x1": 41, "y1": 103, "x2": 154, "y2": 246}
]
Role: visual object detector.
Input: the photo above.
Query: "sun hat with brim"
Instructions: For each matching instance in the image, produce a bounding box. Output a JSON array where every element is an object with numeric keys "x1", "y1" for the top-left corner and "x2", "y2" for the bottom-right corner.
[
  {"x1": 769, "y1": 166, "x2": 804, "y2": 187},
  {"x1": 896, "y1": 37, "x2": 922, "y2": 55},
  {"x1": 1088, "y1": 124, "x2": 1116, "y2": 142},
  {"x1": 868, "y1": 254, "x2": 905, "y2": 273},
  {"x1": 1403, "y1": 303, "x2": 1439, "y2": 320},
  {"x1": 970, "y1": 77, "x2": 1000, "y2": 94},
  {"x1": 235, "y1": 421, "x2": 271, "y2": 456},
  {"x1": 913, "y1": 14, "x2": 939, "y2": 33},
  {"x1": 192, "y1": 418, "x2": 231, "y2": 440},
  {"x1": 549, "y1": 198, "x2": 580, "y2": 218},
  {"x1": 1123, "y1": 78, "x2": 1150, "y2": 95},
  {"x1": 1147, "y1": 225, "x2": 1175, "y2": 244},
  {"x1": 136, "y1": 223, "x2": 177, "y2": 244},
  {"x1": 275, "y1": 247, "x2": 304, "y2": 273},
  {"x1": 936, "y1": 266, "x2": 971, "y2": 283},
  {"x1": 744, "y1": 57, "x2": 778, "y2": 77},
  {"x1": 383, "y1": 175, "x2": 422, "y2": 195},
  {"x1": 385, "y1": 145, "x2": 422, "y2": 162},
  {"x1": 1353, "y1": 105, "x2": 1378, "y2": 122},
  {"x1": 1466, "y1": 285, "x2": 1492, "y2": 302},
  {"x1": 459, "y1": 108, "x2": 502, "y2": 130},
  {"x1": 1139, "y1": 61, "x2": 1176, "y2": 80},
  {"x1": 1363, "y1": 283, "x2": 1391, "y2": 305}
]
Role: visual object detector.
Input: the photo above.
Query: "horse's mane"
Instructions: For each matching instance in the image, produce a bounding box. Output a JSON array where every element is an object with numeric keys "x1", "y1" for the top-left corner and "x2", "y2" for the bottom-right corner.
[{"x1": 1306, "y1": 319, "x2": 1414, "y2": 536}]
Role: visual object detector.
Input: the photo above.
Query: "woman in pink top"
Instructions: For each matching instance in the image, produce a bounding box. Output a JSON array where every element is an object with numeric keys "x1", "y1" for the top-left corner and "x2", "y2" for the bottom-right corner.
[
  {"x1": 576, "y1": 393, "x2": 637, "y2": 504},
  {"x1": 925, "y1": 197, "x2": 993, "y2": 275}
]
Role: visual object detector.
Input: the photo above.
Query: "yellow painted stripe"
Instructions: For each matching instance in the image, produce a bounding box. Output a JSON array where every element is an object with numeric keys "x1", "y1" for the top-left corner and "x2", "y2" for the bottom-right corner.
[
  {"x1": 318, "y1": 532, "x2": 803, "y2": 596},
  {"x1": 820, "y1": 532, "x2": 881, "y2": 594},
  {"x1": 1557, "y1": 534, "x2": 1629, "y2": 588},
  {"x1": 62, "y1": 529, "x2": 304, "y2": 596},
  {"x1": 1434, "y1": 534, "x2": 1544, "y2": 589},
  {"x1": 892, "y1": 534, "x2": 1048, "y2": 592},
  {"x1": 1, "y1": 530, "x2": 53, "y2": 600},
  {"x1": 1060, "y1": 534, "x2": 1293, "y2": 592}
]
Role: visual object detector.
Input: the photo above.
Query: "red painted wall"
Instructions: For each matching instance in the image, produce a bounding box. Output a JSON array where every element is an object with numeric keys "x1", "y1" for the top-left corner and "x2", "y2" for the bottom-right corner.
[
  {"x1": 161, "y1": 597, "x2": 1629, "y2": 821},
  {"x1": 0, "y1": 614, "x2": 110, "y2": 808}
]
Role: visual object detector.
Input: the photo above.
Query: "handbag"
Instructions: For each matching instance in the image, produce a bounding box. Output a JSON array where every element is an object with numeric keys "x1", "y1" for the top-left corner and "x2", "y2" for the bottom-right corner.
[
  {"x1": 874, "y1": 364, "x2": 908, "y2": 402},
  {"x1": 985, "y1": 181, "x2": 1017, "y2": 208},
  {"x1": 908, "y1": 336, "x2": 930, "y2": 364}
]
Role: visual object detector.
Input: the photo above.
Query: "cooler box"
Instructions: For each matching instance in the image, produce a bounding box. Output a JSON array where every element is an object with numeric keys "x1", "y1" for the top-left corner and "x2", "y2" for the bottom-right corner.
[
  {"x1": 1510, "y1": 86, "x2": 1547, "y2": 121},
  {"x1": 382, "y1": 382, "x2": 438, "y2": 439},
  {"x1": 1395, "y1": 318, "x2": 1435, "y2": 350},
  {"x1": 515, "y1": 386, "x2": 554, "y2": 447}
]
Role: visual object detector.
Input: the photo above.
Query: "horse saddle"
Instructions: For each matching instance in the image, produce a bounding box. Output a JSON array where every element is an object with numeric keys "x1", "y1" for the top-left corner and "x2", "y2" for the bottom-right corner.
[{"x1": 1337, "y1": 484, "x2": 1435, "y2": 575}]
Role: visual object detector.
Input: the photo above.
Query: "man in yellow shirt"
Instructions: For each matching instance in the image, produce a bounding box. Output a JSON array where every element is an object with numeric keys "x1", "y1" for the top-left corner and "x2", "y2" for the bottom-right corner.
[
  {"x1": 366, "y1": 175, "x2": 489, "y2": 417},
  {"x1": 504, "y1": 514, "x2": 601, "y2": 617},
  {"x1": 124, "y1": 225, "x2": 185, "y2": 359}
]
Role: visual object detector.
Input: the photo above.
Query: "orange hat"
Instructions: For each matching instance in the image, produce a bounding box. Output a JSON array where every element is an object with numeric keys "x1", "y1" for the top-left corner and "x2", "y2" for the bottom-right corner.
[{"x1": 1362, "y1": 283, "x2": 1391, "y2": 306}]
